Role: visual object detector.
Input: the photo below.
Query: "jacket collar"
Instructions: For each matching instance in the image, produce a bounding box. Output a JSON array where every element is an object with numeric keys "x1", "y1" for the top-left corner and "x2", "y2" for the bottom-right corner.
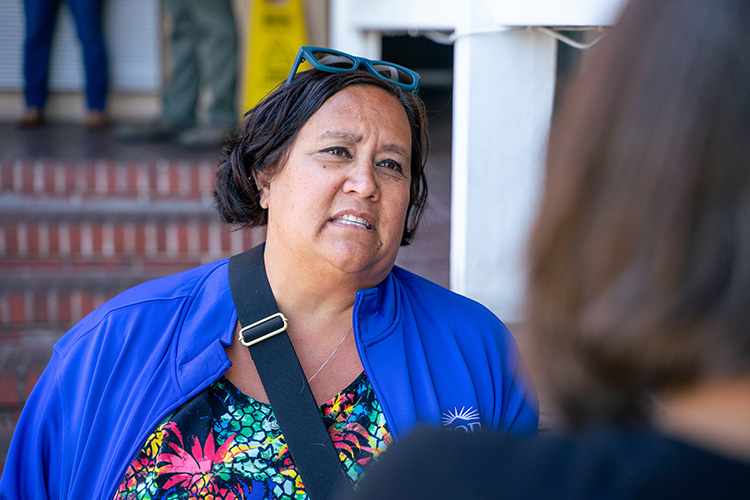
[
  {"x1": 173, "y1": 259, "x2": 407, "y2": 385},
  {"x1": 174, "y1": 259, "x2": 237, "y2": 391},
  {"x1": 354, "y1": 266, "x2": 408, "y2": 345}
]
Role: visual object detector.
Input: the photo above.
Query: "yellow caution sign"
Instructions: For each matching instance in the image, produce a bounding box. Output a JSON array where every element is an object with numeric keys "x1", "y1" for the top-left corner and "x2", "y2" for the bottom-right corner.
[{"x1": 243, "y1": 0, "x2": 308, "y2": 111}]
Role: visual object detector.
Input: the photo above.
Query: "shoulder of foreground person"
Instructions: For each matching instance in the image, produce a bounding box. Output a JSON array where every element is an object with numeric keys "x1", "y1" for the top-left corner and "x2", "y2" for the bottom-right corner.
[{"x1": 345, "y1": 425, "x2": 750, "y2": 500}]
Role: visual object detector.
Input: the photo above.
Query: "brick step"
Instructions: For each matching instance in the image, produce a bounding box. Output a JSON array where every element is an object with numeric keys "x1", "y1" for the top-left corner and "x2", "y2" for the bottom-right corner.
[
  {"x1": 0, "y1": 329, "x2": 57, "y2": 371},
  {"x1": 1, "y1": 225, "x2": 256, "y2": 265},
  {"x1": 0, "y1": 329, "x2": 59, "y2": 462},
  {"x1": 0, "y1": 158, "x2": 217, "y2": 200},
  {"x1": 0, "y1": 267, "x2": 199, "y2": 328},
  {"x1": 0, "y1": 171, "x2": 264, "y2": 333},
  {"x1": 1, "y1": 232, "x2": 263, "y2": 328},
  {"x1": 1, "y1": 228, "x2": 257, "y2": 265},
  {"x1": 0, "y1": 157, "x2": 257, "y2": 464},
  {"x1": 0, "y1": 198, "x2": 261, "y2": 261}
]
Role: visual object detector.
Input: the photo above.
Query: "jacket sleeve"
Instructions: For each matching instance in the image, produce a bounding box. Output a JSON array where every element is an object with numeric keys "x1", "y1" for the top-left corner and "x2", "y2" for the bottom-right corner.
[{"x1": 0, "y1": 352, "x2": 66, "y2": 500}]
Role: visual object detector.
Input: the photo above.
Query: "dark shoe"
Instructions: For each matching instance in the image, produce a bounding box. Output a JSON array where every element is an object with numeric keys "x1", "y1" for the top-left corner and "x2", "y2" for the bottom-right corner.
[
  {"x1": 17, "y1": 108, "x2": 44, "y2": 128},
  {"x1": 85, "y1": 110, "x2": 107, "y2": 129},
  {"x1": 116, "y1": 120, "x2": 188, "y2": 143},
  {"x1": 176, "y1": 123, "x2": 234, "y2": 149}
]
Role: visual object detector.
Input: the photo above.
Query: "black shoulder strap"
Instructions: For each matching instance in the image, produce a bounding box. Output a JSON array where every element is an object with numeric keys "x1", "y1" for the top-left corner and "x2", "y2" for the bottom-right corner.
[{"x1": 228, "y1": 244, "x2": 351, "y2": 500}]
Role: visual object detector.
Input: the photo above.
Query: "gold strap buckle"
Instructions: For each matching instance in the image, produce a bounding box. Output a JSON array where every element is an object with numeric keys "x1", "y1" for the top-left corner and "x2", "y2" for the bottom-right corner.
[{"x1": 239, "y1": 312, "x2": 288, "y2": 346}]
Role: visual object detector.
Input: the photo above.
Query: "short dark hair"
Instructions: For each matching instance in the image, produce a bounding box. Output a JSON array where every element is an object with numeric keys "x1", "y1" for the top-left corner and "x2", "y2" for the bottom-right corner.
[
  {"x1": 525, "y1": 0, "x2": 750, "y2": 427},
  {"x1": 214, "y1": 68, "x2": 430, "y2": 246}
]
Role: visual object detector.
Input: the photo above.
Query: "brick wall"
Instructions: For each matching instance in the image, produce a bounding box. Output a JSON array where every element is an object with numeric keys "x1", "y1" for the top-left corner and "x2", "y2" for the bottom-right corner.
[{"x1": 0, "y1": 157, "x2": 264, "y2": 468}]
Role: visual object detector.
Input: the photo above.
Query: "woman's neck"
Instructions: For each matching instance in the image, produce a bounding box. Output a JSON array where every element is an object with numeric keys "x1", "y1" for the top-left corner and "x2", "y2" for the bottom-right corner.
[
  {"x1": 655, "y1": 376, "x2": 750, "y2": 462},
  {"x1": 261, "y1": 240, "x2": 388, "y2": 322},
  {"x1": 261, "y1": 241, "x2": 379, "y2": 341}
]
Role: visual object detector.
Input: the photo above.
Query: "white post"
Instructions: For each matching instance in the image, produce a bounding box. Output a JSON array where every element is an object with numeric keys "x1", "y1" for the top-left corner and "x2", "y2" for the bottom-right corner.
[
  {"x1": 329, "y1": 0, "x2": 382, "y2": 58},
  {"x1": 450, "y1": 12, "x2": 556, "y2": 321},
  {"x1": 327, "y1": 0, "x2": 626, "y2": 322}
]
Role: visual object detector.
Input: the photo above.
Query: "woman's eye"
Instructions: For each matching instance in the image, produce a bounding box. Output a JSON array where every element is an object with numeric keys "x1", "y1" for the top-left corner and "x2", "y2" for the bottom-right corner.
[
  {"x1": 322, "y1": 147, "x2": 351, "y2": 158},
  {"x1": 377, "y1": 159, "x2": 403, "y2": 172}
]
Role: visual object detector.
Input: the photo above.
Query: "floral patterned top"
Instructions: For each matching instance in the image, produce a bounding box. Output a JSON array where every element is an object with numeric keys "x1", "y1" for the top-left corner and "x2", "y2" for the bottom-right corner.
[{"x1": 114, "y1": 372, "x2": 392, "y2": 499}]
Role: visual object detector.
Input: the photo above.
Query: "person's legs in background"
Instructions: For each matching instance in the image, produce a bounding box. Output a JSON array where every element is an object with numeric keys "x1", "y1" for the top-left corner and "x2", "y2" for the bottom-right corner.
[
  {"x1": 161, "y1": 0, "x2": 200, "y2": 130},
  {"x1": 116, "y1": 0, "x2": 237, "y2": 147},
  {"x1": 176, "y1": 0, "x2": 237, "y2": 148},
  {"x1": 66, "y1": 0, "x2": 108, "y2": 128},
  {"x1": 116, "y1": 0, "x2": 199, "y2": 141},
  {"x1": 20, "y1": 0, "x2": 60, "y2": 126},
  {"x1": 200, "y1": 0, "x2": 237, "y2": 128}
]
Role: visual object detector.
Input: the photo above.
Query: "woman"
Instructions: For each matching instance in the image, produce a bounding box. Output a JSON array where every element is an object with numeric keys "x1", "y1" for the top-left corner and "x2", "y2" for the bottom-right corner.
[
  {"x1": 348, "y1": 0, "x2": 750, "y2": 498},
  {"x1": 0, "y1": 47, "x2": 537, "y2": 499}
]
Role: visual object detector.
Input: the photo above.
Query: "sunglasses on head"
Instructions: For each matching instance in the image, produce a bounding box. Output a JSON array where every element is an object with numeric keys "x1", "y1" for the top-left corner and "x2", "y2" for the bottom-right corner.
[{"x1": 286, "y1": 46, "x2": 421, "y2": 94}]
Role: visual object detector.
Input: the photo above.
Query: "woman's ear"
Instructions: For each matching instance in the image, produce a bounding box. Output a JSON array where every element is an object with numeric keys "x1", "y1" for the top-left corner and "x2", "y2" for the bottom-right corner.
[{"x1": 253, "y1": 172, "x2": 271, "y2": 209}]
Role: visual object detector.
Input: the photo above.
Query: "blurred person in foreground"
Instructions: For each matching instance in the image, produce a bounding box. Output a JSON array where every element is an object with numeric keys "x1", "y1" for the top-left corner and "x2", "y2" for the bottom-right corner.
[
  {"x1": 347, "y1": 0, "x2": 750, "y2": 497},
  {"x1": 0, "y1": 47, "x2": 537, "y2": 499}
]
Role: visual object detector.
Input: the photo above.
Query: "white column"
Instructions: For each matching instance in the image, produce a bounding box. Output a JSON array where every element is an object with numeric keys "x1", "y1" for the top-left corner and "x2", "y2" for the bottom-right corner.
[
  {"x1": 329, "y1": 0, "x2": 382, "y2": 58},
  {"x1": 450, "y1": 17, "x2": 556, "y2": 321}
]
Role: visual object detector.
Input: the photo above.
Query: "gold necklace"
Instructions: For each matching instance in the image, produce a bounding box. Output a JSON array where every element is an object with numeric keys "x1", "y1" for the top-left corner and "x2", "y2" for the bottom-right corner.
[{"x1": 306, "y1": 325, "x2": 353, "y2": 383}]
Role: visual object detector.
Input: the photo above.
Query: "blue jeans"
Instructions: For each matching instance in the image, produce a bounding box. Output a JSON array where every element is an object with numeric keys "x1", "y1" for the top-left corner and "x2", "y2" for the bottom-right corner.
[{"x1": 23, "y1": 0, "x2": 108, "y2": 111}]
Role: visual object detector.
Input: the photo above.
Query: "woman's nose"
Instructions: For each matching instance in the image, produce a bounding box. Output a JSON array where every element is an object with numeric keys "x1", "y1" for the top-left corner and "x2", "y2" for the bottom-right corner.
[{"x1": 343, "y1": 160, "x2": 380, "y2": 200}]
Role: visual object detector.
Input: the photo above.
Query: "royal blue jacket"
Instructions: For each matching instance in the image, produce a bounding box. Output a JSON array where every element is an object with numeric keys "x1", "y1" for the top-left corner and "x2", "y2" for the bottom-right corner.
[{"x1": 0, "y1": 260, "x2": 537, "y2": 500}]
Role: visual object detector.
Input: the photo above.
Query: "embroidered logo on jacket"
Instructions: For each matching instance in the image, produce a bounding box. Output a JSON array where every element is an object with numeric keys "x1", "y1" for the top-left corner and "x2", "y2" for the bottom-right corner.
[{"x1": 441, "y1": 406, "x2": 481, "y2": 432}]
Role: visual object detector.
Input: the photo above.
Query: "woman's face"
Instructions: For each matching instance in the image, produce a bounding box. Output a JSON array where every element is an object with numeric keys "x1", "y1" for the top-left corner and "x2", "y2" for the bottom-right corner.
[{"x1": 260, "y1": 85, "x2": 412, "y2": 285}]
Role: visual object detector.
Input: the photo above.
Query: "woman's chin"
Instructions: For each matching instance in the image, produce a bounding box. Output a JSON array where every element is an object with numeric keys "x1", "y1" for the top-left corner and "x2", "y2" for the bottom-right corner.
[{"x1": 323, "y1": 243, "x2": 397, "y2": 283}]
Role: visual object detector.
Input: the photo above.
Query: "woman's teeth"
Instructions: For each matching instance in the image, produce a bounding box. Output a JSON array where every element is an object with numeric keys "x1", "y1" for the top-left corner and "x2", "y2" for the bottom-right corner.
[{"x1": 337, "y1": 214, "x2": 372, "y2": 229}]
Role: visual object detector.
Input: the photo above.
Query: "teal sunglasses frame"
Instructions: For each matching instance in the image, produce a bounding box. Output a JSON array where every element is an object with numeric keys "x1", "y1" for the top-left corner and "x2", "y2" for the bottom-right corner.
[{"x1": 286, "y1": 46, "x2": 421, "y2": 94}]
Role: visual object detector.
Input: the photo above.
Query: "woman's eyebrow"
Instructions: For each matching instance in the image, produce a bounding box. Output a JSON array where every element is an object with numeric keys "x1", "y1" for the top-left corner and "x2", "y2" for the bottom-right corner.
[
  {"x1": 319, "y1": 131, "x2": 409, "y2": 158},
  {"x1": 382, "y1": 143, "x2": 410, "y2": 159},
  {"x1": 319, "y1": 130, "x2": 362, "y2": 143}
]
